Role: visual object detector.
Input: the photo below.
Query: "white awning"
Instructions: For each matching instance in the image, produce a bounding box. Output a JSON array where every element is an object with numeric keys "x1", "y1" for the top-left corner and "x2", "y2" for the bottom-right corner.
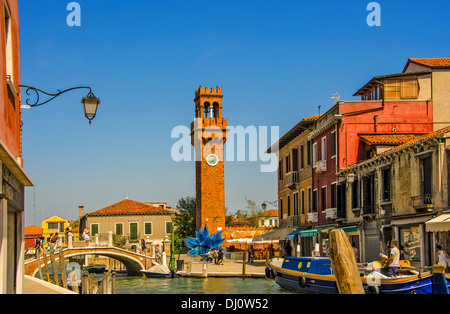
[
  {"x1": 426, "y1": 214, "x2": 450, "y2": 232},
  {"x1": 227, "y1": 238, "x2": 252, "y2": 244}
]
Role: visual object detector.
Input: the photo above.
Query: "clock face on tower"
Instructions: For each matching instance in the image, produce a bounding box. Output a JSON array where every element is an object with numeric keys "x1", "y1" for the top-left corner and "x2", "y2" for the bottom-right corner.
[{"x1": 206, "y1": 154, "x2": 219, "y2": 167}]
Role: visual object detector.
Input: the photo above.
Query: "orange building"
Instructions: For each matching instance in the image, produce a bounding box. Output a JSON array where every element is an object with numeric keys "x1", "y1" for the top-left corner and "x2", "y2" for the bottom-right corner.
[
  {"x1": 0, "y1": 0, "x2": 33, "y2": 294},
  {"x1": 24, "y1": 226, "x2": 43, "y2": 250}
]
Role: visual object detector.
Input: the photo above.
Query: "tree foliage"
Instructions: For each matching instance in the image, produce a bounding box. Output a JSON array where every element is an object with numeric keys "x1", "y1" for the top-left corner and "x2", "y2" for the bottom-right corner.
[{"x1": 173, "y1": 196, "x2": 196, "y2": 241}]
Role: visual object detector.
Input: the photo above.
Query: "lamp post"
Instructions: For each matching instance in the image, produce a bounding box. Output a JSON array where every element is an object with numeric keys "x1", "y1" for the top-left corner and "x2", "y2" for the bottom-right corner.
[
  {"x1": 19, "y1": 85, "x2": 101, "y2": 124},
  {"x1": 261, "y1": 201, "x2": 278, "y2": 210}
]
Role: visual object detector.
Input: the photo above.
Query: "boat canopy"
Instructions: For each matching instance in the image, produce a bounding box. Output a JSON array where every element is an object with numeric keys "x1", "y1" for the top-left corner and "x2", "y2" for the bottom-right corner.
[{"x1": 425, "y1": 213, "x2": 450, "y2": 232}]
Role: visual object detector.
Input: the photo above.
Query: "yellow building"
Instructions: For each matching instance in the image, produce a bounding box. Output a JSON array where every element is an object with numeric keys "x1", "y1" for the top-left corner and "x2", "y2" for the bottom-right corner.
[{"x1": 41, "y1": 215, "x2": 69, "y2": 242}]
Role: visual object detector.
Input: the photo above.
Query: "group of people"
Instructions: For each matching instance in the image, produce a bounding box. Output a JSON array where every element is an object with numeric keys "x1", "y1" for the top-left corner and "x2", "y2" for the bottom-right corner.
[
  {"x1": 34, "y1": 233, "x2": 61, "y2": 254},
  {"x1": 206, "y1": 247, "x2": 224, "y2": 265},
  {"x1": 381, "y1": 241, "x2": 450, "y2": 277}
]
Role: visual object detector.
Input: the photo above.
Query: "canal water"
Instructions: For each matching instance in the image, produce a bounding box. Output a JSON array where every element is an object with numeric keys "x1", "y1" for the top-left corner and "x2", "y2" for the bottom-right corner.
[{"x1": 114, "y1": 276, "x2": 297, "y2": 294}]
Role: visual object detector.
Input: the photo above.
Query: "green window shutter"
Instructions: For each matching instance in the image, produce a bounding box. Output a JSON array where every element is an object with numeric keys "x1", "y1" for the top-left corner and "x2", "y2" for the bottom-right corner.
[
  {"x1": 145, "y1": 222, "x2": 152, "y2": 235},
  {"x1": 166, "y1": 222, "x2": 173, "y2": 234},
  {"x1": 116, "y1": 223, "x2": 123, "y2": 235}
]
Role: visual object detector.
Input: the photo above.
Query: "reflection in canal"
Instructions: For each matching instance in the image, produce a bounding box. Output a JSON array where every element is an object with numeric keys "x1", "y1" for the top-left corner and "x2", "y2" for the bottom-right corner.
[{"x1": 115, "y1": 276, "x2": 297, "y2": 294}]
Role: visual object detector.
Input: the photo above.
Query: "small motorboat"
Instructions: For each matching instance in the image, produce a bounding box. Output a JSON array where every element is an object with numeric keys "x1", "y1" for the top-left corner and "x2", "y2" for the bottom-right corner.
[
  {"x1": 268, "y1": 256, "x2": 450, "y2": 294},
  {"x1": 83, "y1": 263, "x2": 106, "y2": 274},
  {"x1": 140, "y1": 263, "x2": 177, "y2": 278}
]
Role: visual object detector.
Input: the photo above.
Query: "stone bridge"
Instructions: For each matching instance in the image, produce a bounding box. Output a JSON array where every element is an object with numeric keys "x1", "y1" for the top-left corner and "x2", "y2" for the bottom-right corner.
[{"x1": 24, "y1": 247, "x2": 153, "y2": 277}]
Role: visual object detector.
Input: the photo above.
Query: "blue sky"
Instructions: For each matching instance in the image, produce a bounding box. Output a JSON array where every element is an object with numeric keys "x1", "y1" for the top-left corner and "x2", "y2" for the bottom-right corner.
[{"x1": 19, "y1": 0, "x2": 450, "y2": 225}]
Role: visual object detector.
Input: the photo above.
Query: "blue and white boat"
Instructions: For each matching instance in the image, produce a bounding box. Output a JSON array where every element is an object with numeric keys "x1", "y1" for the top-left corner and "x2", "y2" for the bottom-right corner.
[
  {"x1": 269, "y1": 256, "x2": 450, "y2": 294},
  {"x1": 140, "y1": 264, "x2": 177, "y2": 278}
]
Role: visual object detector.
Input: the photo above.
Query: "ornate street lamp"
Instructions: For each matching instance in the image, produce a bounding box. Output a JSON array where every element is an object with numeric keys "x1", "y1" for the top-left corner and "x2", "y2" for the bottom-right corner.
[
  {"x1": 19, "y1": 85, "x2": 101, "y2": 124},
  {"x1": 261, "y1": 200, "x2": 278, "y2": 210}
]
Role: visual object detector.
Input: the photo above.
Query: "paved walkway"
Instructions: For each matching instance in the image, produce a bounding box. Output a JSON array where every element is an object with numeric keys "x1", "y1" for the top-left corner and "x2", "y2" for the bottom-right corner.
[{"x1": 22, "y1": 276, "x2": 77, "y2": 294}]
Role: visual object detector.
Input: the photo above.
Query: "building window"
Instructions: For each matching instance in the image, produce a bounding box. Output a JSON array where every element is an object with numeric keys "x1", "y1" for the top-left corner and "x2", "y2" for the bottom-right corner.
[
  {"x1": 307, "y1": 187, "x2": 312, "y2": 213},
  {"x1": 287, "y1": 195, "x2": 291, "y2": 216},
  {"x1": 337, "y1": 182, "x2": 347, "y2": 219},
  {"x1": 384, "y1": 78, "x2": 419, "y2": 99},
  {"x1": 293, "y1": 192, "x2": 299, "y2": 216},
  {"x1": 166, "y1": 221, "x2": 173, "y2": 234},
  {"x1": 362, "y1": 174, "x2": 375, "y2": 214},
  {"x1": 48, "y1": 222, "x2": 65, "y2": 232},
  {"x1": 351, "y1": 179, "x2": 359, "y2": 209},
  {"x1": 330, "y1": 131, "x2": 336, "y2": 158},
  {"x1": 130, "y1": 223, "x2": 138, "y2": 240},
  {"x1": 278, "y1": 160, "x2": 283, "y2": 181},
  {"x1": 312, "y1": 142, "x2": 318, "y2": 166},
  {"x1": 382, "y1": 167, "x2": 391, "y2": 202},
  {"x1": 4, "y1": 1, "x2": 13, "y2": 83},
  {"x1": 115, "y1": 223, "x2": 123, "y2": 236},
  {"x1": 300, "y1": 144, "x2": 305, "y2": 169},
  {"x1": 285, "y1": 154, "x2": 291, "y2": 173},
  {"x1": 312, "y1": 189, "x2": 318, "y2": 212},
  {"x1": 321, "y1": 137, "x2": 327, "y2": 161},
  {"x1": 292, "y1": 148, "x2": 298, "y2": 172},
  {"x1": 307, "y1": 141, "x2": 311, "y2": 166},
  {"x1": 144, "y1": 222, "x2": 152, "y2": 235},
  {"x1": 91, "y1": 223, "x2": 99, "y2": 236},
  {"x1": 301, "y1": 190, "x2": 305, "y2": 215},
  {"x1": 330, "y1": 183, "x2": 336, "y2": 208},
  {"x1": 279, "y1": 198, "x2": 283, "y2": 219},
  {"x1": 421, "y1": 156, "x2": 432, "y2": 199},
  {"x1": 321, "y1": 186, "x2": 327, "y2": 211}
]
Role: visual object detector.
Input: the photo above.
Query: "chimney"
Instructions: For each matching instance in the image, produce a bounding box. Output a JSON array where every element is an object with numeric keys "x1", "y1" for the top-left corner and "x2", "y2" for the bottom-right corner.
[{"x1": 78, "y1": 205, "x2": 84, "y2": 219}]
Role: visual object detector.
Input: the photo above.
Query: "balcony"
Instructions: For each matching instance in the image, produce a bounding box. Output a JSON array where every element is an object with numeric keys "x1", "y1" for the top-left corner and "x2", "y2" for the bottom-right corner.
[
  {"x1": 409, "y1": 194, "x2": 433, "y2": 212},
  {"x1": 307, "y1": 212, "x2": 318, "y2": 223},
  {"x1": 280, "y1": 215, "x2": 301, "y2": 228},
  {"x1": 285, "y1": 171, "x2": 299, "y2": 190},
  {"x1": 325, "y1": 208, "x2": 337, "y2": 220},
  {"x1": 315, "y1": 160, "x2": 327, "y2": 173}
]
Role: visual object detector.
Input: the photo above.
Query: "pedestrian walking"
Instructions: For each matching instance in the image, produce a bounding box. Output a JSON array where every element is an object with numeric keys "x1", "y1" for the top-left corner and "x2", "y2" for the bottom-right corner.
[{"x1": 82, "y1": 226, "x2": 90, "y2": 247}]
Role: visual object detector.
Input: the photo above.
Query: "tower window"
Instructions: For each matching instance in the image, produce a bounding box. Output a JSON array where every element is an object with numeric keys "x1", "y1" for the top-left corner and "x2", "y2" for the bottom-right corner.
[{"x1": 204, "y1": 102, "x2": 211, "y2": 118}]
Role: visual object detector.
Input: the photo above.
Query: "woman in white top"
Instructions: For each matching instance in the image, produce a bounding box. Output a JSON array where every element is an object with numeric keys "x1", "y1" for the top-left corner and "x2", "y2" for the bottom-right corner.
[{"x1": 436, "y1": 245, "x2": 449, "y2": 266}]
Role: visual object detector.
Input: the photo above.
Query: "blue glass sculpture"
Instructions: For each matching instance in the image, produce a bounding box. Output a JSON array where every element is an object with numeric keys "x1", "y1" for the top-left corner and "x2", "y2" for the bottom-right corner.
[{"x1": 185, "y1": 225, "x2": 225, "y2": 257}]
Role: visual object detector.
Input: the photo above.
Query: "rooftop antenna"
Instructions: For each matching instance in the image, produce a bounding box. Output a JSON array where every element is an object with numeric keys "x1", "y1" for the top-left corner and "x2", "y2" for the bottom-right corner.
[{"x1": 331, "y1": 92, "x2": 341, "y2": 104}]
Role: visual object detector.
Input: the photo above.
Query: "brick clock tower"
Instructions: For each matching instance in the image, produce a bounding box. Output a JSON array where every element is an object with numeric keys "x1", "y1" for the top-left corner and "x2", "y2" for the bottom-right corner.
[{"x1": 191, "y1": 86, "x2": 228, "y2": 232}]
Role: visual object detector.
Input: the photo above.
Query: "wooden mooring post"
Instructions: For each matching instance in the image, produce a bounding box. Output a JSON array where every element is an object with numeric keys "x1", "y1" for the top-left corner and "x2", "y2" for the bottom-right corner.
[
  {"x1": 328, "y1": 229, "x2": 365, "y2": 294},
  {"x1": 242, "y1": 251, "x2": 247, "y2": 278},
  {"x1": 40, "y1": 248, "x2": 50, "y2": 282},
  {"x1": 49, "y1": 250, "x2": 60, "y2": 286},
  {"x1": 35, "y1": 249, "x2": 43, "y2": 280},
  {"x1": 59, "y1": 247, "x2": 67, "y2": 289},
  {"x1": 81, "y1": 270, "x2": 116, "y2": 294}
]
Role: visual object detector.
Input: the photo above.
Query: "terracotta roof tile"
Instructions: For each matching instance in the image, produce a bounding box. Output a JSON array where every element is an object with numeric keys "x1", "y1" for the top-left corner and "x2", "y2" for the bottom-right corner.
[
  {"x1": 359, "y1": 133, "x2": 424, "y2": 146},
  {"x1": 341, "y1": 125, "x2": 450, "y2": 172},
  {"x1": 25, "y1": 225, "x2": 43, "y2": 234},
  {"x1": 261, "y1": 209, "x2": 278, "y2": 217},
  {"x1": 408, "y1": 58, "x2": 450, "y2": 68},
  {"x1": 87, "y1": 198, "x2": 172, "y2": 216}
]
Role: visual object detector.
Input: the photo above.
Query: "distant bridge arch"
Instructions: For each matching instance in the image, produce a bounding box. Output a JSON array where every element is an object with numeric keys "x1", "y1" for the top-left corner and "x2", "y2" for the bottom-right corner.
[{"x1": 24, "y1": 247, "x2": 152, "y2": 277}]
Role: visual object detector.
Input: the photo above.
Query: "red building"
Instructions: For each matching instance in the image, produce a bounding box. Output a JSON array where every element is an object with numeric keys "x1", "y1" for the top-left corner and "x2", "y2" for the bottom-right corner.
[
  {"x1": 24, "y1": 226, "x2": 43, "y2": 250},
  {"x1": 0, "y1": 0, "x2": 33, "y2": 294},
  {"x1": 309, "y1": 60, "x2": 448, "y2": 226}
]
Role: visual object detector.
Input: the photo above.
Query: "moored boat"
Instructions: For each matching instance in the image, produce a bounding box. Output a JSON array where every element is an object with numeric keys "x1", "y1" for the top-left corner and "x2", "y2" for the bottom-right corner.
[
  {"x1": 83, "y1": 263, "x2": 106, "y2": 274},
  {"x1": 140, "y1": 264, "x2": 177, "y2": 278},
  {"x1": 269, "y1": 256, "x2": 450, "y2": 294}
]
